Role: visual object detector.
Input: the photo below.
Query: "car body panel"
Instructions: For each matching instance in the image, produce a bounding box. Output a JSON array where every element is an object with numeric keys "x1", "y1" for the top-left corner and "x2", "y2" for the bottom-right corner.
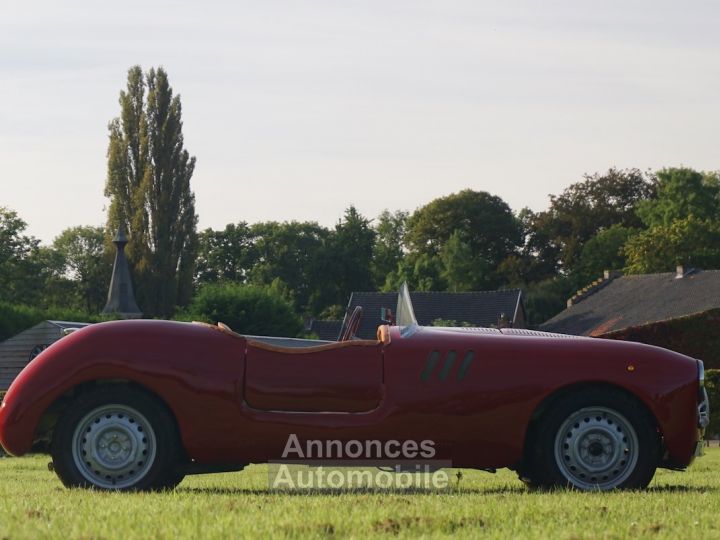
[
  {"x1": 0, "y1": 318, "x2": 702, "y2": 470},
  {"x1": 244, "y1": 340, "x2": 383, "y2": 412}
]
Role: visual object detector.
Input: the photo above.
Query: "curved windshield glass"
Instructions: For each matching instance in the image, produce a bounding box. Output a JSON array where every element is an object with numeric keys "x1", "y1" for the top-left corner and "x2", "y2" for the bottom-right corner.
[{"x1": 395, "y1": 282, "x2": 419, "y2": 336}]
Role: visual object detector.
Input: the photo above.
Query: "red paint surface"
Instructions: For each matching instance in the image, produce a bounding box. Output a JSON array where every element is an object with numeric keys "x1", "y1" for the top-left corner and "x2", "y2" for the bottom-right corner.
[
  {"x1": 245, "y1": 342, "x2": 383, "y2": 412},
  {"x1": 0, "y1": 320, "x2": 702, "y2": 469}
]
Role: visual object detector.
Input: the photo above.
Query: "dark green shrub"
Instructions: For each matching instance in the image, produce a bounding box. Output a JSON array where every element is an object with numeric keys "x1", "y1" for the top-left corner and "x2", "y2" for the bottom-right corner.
[
  {"x1": 0, "y1": 302, "x2": 105, "y2": 342},
  {"x1": 604, "y1": 309, "x2": 720, "y2": 369},
  {"x1": 430, "y1": 319, "x2": 474, "y2": 327},
  {"x1": 183, "y1": 283, "x2": 302, "y2": 337},
  {"x1": 0, "y1": 302, "x2": 41, "y2": 342}
]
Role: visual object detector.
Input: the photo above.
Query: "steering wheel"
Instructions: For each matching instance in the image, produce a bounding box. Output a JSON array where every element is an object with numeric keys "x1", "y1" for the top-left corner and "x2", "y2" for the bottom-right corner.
[{"x1": 339, "y1": 306, "x2": 363, "y2": 341}]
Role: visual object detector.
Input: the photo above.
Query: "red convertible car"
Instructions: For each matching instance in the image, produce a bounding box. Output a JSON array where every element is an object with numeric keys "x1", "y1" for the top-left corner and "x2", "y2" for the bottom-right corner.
[{"x1": 0, "y1": 285, "x2": 709, "y2": 491}]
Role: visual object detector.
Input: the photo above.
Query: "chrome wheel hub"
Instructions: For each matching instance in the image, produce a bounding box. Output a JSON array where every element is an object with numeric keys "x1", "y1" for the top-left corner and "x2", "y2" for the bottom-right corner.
[
  {"x1": 71, "y1": 404, "x2": 156, "y2": 489},
  {"x1": 554, "y1": 406, "x2": 638, "y2": 490}
]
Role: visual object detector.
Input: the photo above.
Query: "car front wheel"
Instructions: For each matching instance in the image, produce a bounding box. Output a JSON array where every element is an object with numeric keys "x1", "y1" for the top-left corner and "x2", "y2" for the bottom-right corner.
[
  {"x1": 51, "y1": 386, "x2": 184, "y2": 491},
  {"x1": 528, "y1": 389, "x2": 660, "y2": 490}
]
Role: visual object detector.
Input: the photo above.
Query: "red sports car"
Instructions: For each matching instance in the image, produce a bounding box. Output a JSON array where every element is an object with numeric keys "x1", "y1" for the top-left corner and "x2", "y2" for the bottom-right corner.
[{"x1": 0, "y1": 285, "x2": 709, "y2": 491}]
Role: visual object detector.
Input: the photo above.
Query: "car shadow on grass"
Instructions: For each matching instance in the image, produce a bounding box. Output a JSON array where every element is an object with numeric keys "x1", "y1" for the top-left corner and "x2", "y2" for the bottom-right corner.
[
  {"x1": 177, "y1": 485, "x2": 529, "y2": 496},
  {"x1": 646, "y1": 485, "x2": 717, "y2": 493},
  {"x1": 177, "y1": 483, "x2": 716, "y2": 496}
]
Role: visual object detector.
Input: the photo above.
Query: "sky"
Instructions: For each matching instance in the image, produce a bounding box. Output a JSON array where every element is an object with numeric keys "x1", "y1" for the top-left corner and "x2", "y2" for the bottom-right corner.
[{"x1": 1, "y1": 0, "x2": 719, "y2": 244}]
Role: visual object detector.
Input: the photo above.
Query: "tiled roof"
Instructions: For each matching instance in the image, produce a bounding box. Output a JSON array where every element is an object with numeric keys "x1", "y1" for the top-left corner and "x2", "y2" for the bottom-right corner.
[
  {"x1": 47, "y1": 321, "x2": 90, "y2": 330},
  {"x1": 314, "y1": 289, "x2": 523, "y2": 340},
  {"x1": 540, "y1": 269, "x2": 720, "y2": 336},
  {"x1": 309, "y1": 319, "x2": 342, "y2": 341}
]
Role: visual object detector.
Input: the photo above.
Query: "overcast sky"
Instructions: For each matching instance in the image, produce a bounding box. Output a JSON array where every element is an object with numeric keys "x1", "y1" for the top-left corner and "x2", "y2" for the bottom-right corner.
[{"x1": 2, "y1": 1, "x2": 719, "y2": 244}]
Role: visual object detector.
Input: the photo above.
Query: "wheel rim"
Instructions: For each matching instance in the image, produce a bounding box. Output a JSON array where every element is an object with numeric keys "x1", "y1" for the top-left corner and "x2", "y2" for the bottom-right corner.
[
  {"x1": 554, "y1": 406, "x2": 639, "y2": 490},
  {"x1": 71, "y1": 404, "x2": 157, "y2": 489}
]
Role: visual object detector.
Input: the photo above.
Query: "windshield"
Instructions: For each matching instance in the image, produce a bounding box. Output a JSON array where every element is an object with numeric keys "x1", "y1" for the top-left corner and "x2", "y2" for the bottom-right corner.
[{"x1": 395, "y1": 282, "x2": 419, "y2": 336}]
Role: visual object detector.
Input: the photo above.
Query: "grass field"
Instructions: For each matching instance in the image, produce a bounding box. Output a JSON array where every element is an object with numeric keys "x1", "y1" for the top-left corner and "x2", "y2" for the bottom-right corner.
[{"x1": 1, "y1": 449, "x2": 718, "y2": 539}]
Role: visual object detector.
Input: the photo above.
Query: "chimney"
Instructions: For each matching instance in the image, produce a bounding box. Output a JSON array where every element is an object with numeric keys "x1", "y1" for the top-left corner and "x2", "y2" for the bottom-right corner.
[
  {"x1": 675, "y1": 265, "x2": 698, "y2": 279},
  {"x1": 566, "y1": 270, "x2": 620, "y2": 307},
  {"x1": 303, "y1": 315, "x2": 314, "y2": 332}
]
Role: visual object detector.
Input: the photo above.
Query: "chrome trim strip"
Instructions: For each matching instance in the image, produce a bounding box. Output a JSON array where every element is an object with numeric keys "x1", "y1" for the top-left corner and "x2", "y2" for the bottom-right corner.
[
  {"x1": 513, "y1": 291, "x2": 522, "y2": 325},
  {"x1": 694, "y1": 441, "x2": 704, "y2": 457},
  {"x1": 699, "y1": 387, "x2": 710, "y2": 429}
]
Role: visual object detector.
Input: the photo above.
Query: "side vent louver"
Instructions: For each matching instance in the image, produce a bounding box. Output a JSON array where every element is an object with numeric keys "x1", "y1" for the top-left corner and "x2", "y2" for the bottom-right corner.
[{"x1": 421, "y1": 350, "x2": 475, "y2": 382}]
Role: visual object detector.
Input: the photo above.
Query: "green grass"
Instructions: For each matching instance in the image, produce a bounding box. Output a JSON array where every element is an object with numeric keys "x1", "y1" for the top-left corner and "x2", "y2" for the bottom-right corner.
[{"x1": 1, "y1": 449, "x2": 719, "y2": 539}]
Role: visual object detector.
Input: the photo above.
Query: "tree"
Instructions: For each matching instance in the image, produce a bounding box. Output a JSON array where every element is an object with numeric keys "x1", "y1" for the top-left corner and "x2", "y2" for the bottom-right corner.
[
  {"x1": 495, "y1": 253, "x2": 535, "y2": 288},
  {"x1": 439, "y1": 230, "x2": 492, "y2": 291},
  {"x1": 196, "y1": 222, "x2": 257, "y2": 285},
  {"x1": 249, "y1": 221, "x2": 330, "y2": 314},
  {"x1": 636, "y1": 167, "x2": 720, "y2": 228},
  {"x1": 246, "y1": 211, "x2": 376, "y2": 315},
  {"x1": 383, "y1": 252, "x2": 446, "y2": 292},
  {"x1": 517, "y1": 207, "x2": 563, "y2": 281},
  {"x1": 624, "y1": 217, "x2": 720, "y2": 274},
  {"x1": 105, "y1": 66, "x2": 198, "y2": 317},
  {"x1": 28, "y1": 246, "x2": 73, "y2": 308},
  {"x1": 0, "y1": 207, "x2": 34, "y2": 265},
  {"x1": 371, "y1": 210, "x2": 408, "y2": 288},
  {"x1": 527, "y1": 168, "x2": 656, "y2": 271},
  {"x1": 52, "y1": 226, "x2": 113, "y2": 312},
  {"x1": 185, "y1": 283, "x2": 302, "y2": 337},
  {"x1": 329, "y1": 206, "x2": 376, "y2": 301},
  {"x1": 523, "y1": 276, "x2": 578, "y2": 327},
  {"x1": 405, "y1": 190, "x2": 522, "y2": 290},
  {"x1": 622, "y1": 168, "x2": 720, "y2": 274},
  {"x1": 575, "y1": 225, "x2": 636, "y2": 284},
  {"x1": 405, "y1": 190, "x2": 522, "y2": 267},
  {"x1": 0, "y1": 206, "x2": 42, "y2": 305}
]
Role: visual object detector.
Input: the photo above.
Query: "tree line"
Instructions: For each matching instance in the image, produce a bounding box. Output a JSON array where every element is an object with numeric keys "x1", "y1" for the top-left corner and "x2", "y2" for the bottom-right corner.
[
  {"x1": 2, "y1": 66, "x2": 720, "y2": 338},
  {"x1": 191, "y1": 166, "x2": 720, "y2": 327},
  {"x1": 4, "y1": 165, "x2": 719, "y2": 330}
]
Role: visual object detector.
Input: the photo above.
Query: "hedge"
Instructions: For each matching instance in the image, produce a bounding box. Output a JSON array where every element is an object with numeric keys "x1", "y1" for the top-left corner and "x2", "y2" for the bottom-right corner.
[
  {"x1": 0, "y1": 302, "x2": 104, "y2": 342},
  {"x1": 603, "y1": 309, "x2": 720, "y2": 369},
  {"x1": 181, "y1": 283, "x2": 303, "y2": 338}
]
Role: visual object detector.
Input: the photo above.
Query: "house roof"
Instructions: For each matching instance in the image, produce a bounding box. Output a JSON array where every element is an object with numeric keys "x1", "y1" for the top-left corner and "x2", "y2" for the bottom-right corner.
[
  {"x1": 312, "y1": 289, "x2": 523, "y2": 340},
  {"x1": 47, "y1": 321, "x2": 90, "y2": 330},
  {"x1": 540, "y1": 269, "x2": 720, "y2": 336},
  {"x1": 309, "y1": 319, "x2": 343, "y2": 341},
  {"x1": 1, "y1": 320, "x2": 90, "y2": 390}
]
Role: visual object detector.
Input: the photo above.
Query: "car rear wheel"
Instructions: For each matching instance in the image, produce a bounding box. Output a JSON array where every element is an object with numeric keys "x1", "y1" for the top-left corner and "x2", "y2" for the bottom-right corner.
[
  {"x1": 527, "y1": 388, "x2": 660, "y2": 490},
  {"x1": 51, "y1": 386, "x2": 184, "y2": 490}
]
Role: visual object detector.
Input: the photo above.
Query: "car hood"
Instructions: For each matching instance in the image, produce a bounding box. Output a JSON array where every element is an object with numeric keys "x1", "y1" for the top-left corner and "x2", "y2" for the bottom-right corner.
[{"x1": 428, "y1": 326, "x2": 583, "y2": 339}]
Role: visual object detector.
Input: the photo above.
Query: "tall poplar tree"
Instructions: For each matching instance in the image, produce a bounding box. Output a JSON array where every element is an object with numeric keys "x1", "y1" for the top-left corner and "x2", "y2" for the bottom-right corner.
[{"x1": 105, "y1": 66, "x2": 198, "y2": 317}]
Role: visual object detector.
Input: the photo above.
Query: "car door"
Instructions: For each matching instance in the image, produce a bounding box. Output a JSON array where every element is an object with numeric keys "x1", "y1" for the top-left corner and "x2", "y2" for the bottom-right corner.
[{"x1": 243, "y1": 340, "x2": 384, "y2": 413}]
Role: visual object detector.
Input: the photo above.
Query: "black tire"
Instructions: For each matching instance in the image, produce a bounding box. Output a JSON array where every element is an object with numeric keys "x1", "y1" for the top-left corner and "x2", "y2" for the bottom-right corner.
[
  {"x1": 51, "y1": 386, "x2": 184, "y2": 491},
  {"x1": 525, "y1": 388, "x2": 660, "y2": 491},
  {"x1": 154, "y1": 469, "x2": 187, "y2": 490}
]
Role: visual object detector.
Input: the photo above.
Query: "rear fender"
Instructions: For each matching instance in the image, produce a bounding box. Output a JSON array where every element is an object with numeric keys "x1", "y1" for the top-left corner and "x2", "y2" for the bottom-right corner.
[{"x1": 0, "y1": 321, "x2": 244, "y2": 458}]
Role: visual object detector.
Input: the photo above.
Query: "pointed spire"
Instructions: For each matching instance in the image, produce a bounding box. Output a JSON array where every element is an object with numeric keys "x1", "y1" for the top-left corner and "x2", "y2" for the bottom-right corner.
[
  {"x1": 102, "y1": 224, "x2": 142, "y2": 319},
  {"x1": 112, "y1": 223, "x2": 128, "y2": 244}
]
